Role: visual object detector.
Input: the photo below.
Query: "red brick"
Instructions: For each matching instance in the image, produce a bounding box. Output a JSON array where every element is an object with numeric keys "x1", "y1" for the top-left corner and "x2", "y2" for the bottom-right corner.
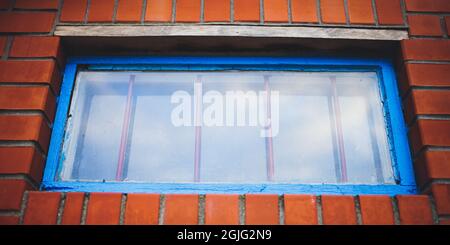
[
  {"x1": 234, "y1": 0, "x2": 260, "y2": 22},
  {"x1": 440, "y1": 219, "x2": 450, "y2": 225},
  {"x1": 24, "y1": 192, "x2": 60, "y2": 225},
  {"x1": 0, "y1": 179, "x2": 32, "y2": 210},
  {"x1": 405, "y1": 0, "x2": 450, "y2": 12},
  {"x1": 245, "y1": 194, "x2": 278, "y2": 225},
  {"x1": 375, "y1": 0, "x2": 403, "y2": 25},
  {"x1": 359, "y1": 195, "x2": 395, "y2": 225},
  {"x1": 284, "y1": 195, "x2": 317, "y2": 225},
  {"x1": 175, "y1": 0, "x2": 201, "y2": 23},
  {"x1": 145, "y1": 0, "x2": 172, "y2": 22},
  {"x1": 0, "y1": 86, "x2": 56, "y2": 121},
  {"x1": 264, "y1": 0, "x2": 288, "y2": 23},
  {"x1": 10, "y1": 36, "x2": 60, "y2": 59},
  {"x1": 116, "y1": 0, "x2": 143, "y2": 23},
  {"x1": 446, "y1": 17, "x2": 450, "y2": 35},
  {"x1": 405, "y1": 63, "x2": 450, "y2": 89},
  {"x1": 86, "y1": 193, "x2": 122, "y2": 225},
  {"x1": 0, "y1": 60, "x2": 60, "y2": 94},
  {"x1": 61, "y1": 192, "x2": 84, "y2": 225},
  {"x1": 321, "y1": 195, "x2": 357, "y2": 225},
  {"x1": 0, "y1": 0, "x2": 11, "y2": 9},
  {"x1": 0, "y1": 115, "x2": 50, "y2": 152},
  {"x1": 0, "y1": 12, "x2": 55, "y2": 33},
  {"x1": 404, "y1": 90, "x2": 450, "y2": 124},
  {"x1": 402, "y1": 39, "x2": 450, "y2": 61},
  {"x1": 431, "y1": 184, "x2": 450, "y2": 215},
  {"x1": 0, "y1": 147, "x2": 45, "y2": 183},
  {"x1": 348, "y1": 0, "x2": 374, "y2": 25},
  {"x1": 0, "y1": 37, "x2": 6, "y2": 56},
  {"x1": 205, "y1": 194, "x2": 239, "y2": 225},
  {"x1": 409, "y1": 120, "x2": 450, "y2": 154},
  {"x1": 408, "y1": 15, "x2": 442, "y2": 37},
  {"x1": 164, "y1": 194, "x2": 198, "y2": 225},
  {"x1": 60, "y1": 0, "x2": 88, "y2": 22},
  {"x1": 15, "y1": 0, "x2": 58, "y2": 9},
  {"x1": 320, "y1": 0, "x2": 346, "y2": 24},
  {"x1": 124, "y1": 194, "x2": 159, "y2": 225},
  {"x1": 0, "y1": 215, "x2": 19, "y2": 225},
  {"x1": 204, "y1": 0, "x2": 230, "y2": 22},
  {"x1": 88, "y1": 0, "x2": 115, "y2": 23},
  {"x1": 414, "y1": 151, "x2": 450, "y2": 187},
  {"x1": 397, "y1": 195, "x2": 434, "y2": 224},
  {"x1": 291, "y1": 0, "x2": 318, "y2": 23}
]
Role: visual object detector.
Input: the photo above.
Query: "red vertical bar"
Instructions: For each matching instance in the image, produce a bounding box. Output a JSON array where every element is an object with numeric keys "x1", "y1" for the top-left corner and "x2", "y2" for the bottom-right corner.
[
  {"x1": 264, "y1": 76, "x2": 275, "y2": 181},
  {"x1": 116, "y1": 75, "x2": 135, "y2": 181},
  {"x1": 331, "y1": 77, "x2": 348, "y2": 182},
  {"x1": 193, "y1": 76, "x2": 202, "y2": 182}
]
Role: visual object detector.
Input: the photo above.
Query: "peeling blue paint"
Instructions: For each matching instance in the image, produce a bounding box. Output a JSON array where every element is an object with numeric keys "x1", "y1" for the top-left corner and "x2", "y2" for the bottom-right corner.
[{"x1": 42, "y1": 56, "x2": 416, "y2": 195}]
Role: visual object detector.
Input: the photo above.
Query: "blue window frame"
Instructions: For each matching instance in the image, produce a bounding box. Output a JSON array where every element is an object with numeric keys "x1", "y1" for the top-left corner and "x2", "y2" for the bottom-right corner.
[{"x1": 42, "y1": 57, "x2": 416, "y2": 195}]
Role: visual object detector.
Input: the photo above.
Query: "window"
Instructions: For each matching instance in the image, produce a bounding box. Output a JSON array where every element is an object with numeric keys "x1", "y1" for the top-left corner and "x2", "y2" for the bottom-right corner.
[{"x1": 43, "y1": 57, "x2": 416, "y2": 194}]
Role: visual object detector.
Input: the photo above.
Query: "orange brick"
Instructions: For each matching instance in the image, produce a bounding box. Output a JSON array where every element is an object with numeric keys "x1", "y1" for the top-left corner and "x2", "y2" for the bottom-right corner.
[
  {"x1": 164, "y1": 194, "x2": 198, "y2": 225},
  {"x1": 320, "y1": 0, "x2": 346, "y2": 24},
  {"x1": 0, "y1": 179, "x2": 33, "y2": 210},
  {"x1": 234, "y1": 0, "x2": 260, "y2": 22},
  {"x1": 359, "y1": 195, "x2": 395, "y2": 225},
  {"x1": 408, "y1": 15, "x2": 443, "y2": 37},
  {"x1": 88, "y1": 0, "x2": 115, "y2": 23},
  {"x1": 0, "y1": 86, "x2": 56, "y2": 120},
  {"x1": 0, "y1": 147, "x2": 45, "y2": 183},
  {"x1": 0, "y1": 115, "x2": 50, "y2": 152},
  {"x1": 405, "y1": 0, "x2": 450, "y2": 12},
  {"x1": 61, "y1": 192, "x2": 84, "y2": 225},
  {"x1": 264, "y1": 0, "x2": 288, "y2": 23},
  {"x1": 414, "y1": 151, "x2": 450, "y2": 188},
  {"x1": 284, "y1": 195, "x2": 318, "y2": 225},
  {"x1": 397, "y1": 195, "x2": 434, "y2": 224},
  {"x1": 205, "y1": 194, "x2": 239, "y2": 225},
  {"x1": 375, "y1": 0, "x2": 403, "y2": 25},
  {"x1": 0, "y1": 0, "x2": 11, "y2": 9},
  {"x1": 10, "y1": 36, "x2": 61, "y2": 59},
  {"x1": 116, "y1": 0, "x2": 143, "y2": 23},
  {"x1": 124, "y1": 194, "x2": 160, "y2": 225},
  {"x1": 321, "y1": 195, "x2": 357, "y2": 225},
  {"x1": 0, "y1": 60, "x2": 60, "y2": 94},
  {"x1": 60, "y1": 0, "x2": 88, "y2": 22},
  {"x1": 86, "y1": 193, "x2": 122, "y2": 225},
  {"x1": 402, "y1": 39, "x2": 450, "y2": 61},
  {"x1": 431, "y1": 184, "x2": 450, "y2": 215},
  {"x1": 23, "y1": 192, "x2": 60, "y2": 225},
  {"x1": 348, "y1": 0, "x2": 374, "y2": 25},
  {"x1": 245, "y1": 194, "x2": 278, "y2": 225},
  {"x1": 291, "y1": 0, "x2": 318, "y2": 23},
  {"x1": 0, "y1": 215, "x2": 19, "y2": 225},
  {"x1": 405, "y1": 63, "x2": 450, "y2": 88},
  {"x1": 404, "y1": 90, "x2": 450, "y2": 124},
  {"x1": 409, "y1": 120, "x2": 450, "y2": 154},
  {"x1": 0, "y1": 37, "x2": 6, "y2": 57},
  {"x1": 15, "y1": 0, "x2": 58, "y2": 9},
  {"x1": 440, "y1": 219, "x2": 450, "y2": 225},
  {"x1": 175, "y1": 0, "x2": 201, "y2": 23},
  {"x1": 145, "y1": 0, "x2": 172, "y2": 22},
  {"x1": 0, "y1": 12, "x2": 55, "y2": 33},
  {"x1": 204, "y1": 0, "x2": 230, "y2": 22}
]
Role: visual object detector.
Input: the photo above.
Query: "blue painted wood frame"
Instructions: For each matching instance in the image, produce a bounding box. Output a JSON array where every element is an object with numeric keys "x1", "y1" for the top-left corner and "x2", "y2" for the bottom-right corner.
[{"x1": 42, "y1": 56, "x2": 417, "y2": 195}]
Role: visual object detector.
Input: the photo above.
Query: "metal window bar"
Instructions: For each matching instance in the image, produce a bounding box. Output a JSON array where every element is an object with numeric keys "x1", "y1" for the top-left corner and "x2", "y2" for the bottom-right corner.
[
  {"x1": 115, "y1": 75, "x2": 136, "y2": 181},
  {"x1": 264, "y1": 75, "x2": 275, "y2": 181},
  {"x1": 330, "y1": 76, "x2": 348, "y2": 182},
  {"x1": 193, "y1": 75, "x2": 202, "y2": 182}
]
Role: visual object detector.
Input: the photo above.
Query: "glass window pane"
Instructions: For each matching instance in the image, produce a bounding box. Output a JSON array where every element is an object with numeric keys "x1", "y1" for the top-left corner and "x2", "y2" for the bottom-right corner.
[{"x1": 60, "y1": 70, "x2": 395, "y2": 185}]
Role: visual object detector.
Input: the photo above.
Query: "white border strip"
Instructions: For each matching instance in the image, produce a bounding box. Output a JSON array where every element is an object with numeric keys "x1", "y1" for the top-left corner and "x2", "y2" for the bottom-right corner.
[{"x1": 55, "y1": 25, "x2": 408, "y2": 41}]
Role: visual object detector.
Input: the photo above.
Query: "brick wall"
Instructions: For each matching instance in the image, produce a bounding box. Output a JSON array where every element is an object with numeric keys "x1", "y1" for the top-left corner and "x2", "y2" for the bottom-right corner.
[{"x1": 0, "y1": 0, "x2": 449, "y2": 225}]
